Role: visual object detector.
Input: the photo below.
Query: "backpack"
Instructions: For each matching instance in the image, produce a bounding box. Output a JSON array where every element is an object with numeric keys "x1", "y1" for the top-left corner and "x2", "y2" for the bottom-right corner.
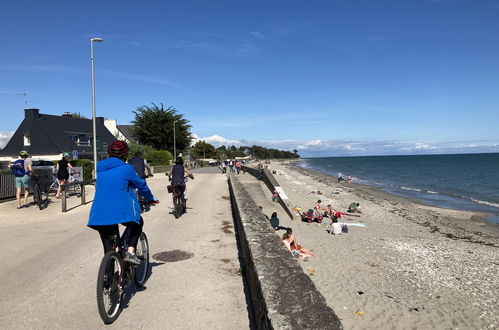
[
  {"x1": 11, "y1": 159, "x2": 26, "y2": 177},
  {"x1": 341, "y1": 225, "x2": 349, "y2": 233}
]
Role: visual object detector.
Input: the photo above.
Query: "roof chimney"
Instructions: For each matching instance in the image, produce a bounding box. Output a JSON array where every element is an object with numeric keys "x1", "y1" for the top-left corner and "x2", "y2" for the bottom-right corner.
[
  {"x1": 24, "y1": 108, "x2": 40, "y2": 120},
  {"x1": 96, "y1": 116, "x2": 105, "y2": 126}
]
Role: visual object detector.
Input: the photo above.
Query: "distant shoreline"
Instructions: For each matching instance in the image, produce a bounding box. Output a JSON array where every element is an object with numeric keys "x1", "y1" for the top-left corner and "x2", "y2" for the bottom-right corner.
[
  {"x1": 289, "y1": 162, "x2": 498, "y2": 239},
  {"x1": 294, "y1": 157, "x2": 499, "y2": 224}
]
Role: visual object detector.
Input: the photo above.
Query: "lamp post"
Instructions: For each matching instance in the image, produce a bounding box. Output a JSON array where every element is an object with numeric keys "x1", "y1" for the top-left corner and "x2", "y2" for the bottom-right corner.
[
  {"x1": 173, "y1": 120, "x2": 176, "y2": 159},
  {"x1": 90, "y1": 37, "x2": 103, "y2": 179}
]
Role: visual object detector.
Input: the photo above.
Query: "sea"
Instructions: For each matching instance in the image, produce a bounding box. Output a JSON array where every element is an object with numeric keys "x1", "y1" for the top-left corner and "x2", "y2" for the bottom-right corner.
[{"x1": 298, "y1": 153, "x2": 499, "y2": 224}]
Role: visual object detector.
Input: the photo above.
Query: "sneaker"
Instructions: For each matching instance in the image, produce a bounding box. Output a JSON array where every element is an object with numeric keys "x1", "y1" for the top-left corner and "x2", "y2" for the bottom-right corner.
[{"x1": 124, "y1": 252, "x2": 141, "y2": 265}]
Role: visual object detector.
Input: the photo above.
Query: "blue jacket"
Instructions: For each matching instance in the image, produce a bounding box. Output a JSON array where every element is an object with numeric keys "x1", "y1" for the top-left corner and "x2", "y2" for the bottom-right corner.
[{"x1": 88, "y1": 157, "x2": 155, "y2": 227}]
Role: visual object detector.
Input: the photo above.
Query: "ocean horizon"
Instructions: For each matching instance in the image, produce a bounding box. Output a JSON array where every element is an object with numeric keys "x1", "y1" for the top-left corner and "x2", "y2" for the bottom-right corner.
[{"x1": 298, "y1": 152, "x2": 499, "y2": 224}]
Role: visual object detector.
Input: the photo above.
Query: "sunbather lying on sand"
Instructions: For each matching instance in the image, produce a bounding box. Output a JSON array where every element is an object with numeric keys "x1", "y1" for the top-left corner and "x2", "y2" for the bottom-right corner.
[
  {"x1": 282, "y1": 228, "x2": 316, "y2": 257},
  {"x1": 301, "y1": 209, "x2": 323, "y2": 223}
]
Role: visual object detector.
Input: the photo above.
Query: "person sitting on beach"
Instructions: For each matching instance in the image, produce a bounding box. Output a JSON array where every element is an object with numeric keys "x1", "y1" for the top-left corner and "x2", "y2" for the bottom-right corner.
[
  {"x1": 269, "y1": 212, "x2": 279, "y2": 230},
  {"x1": 272, "y1": 189, "x2": 279, "y2": 202},
  {"x1": 282, "y1": 228, "x2": 316, "y2": 257},
  {"x1": 347, "y1": 175, "x2": 353, "y2": 183},
  {"x1": 347, "y1": 202, "x2": 362, "y2": 214},
  {"x1": 301, "y1": 209, "x2": 323, "y2": 223},
  {"x1": 314, "y1": 200, "x2": 327, "y2": 211},
  {"x1": 337, "y1": 172, "x2": 343, "y2": 182},
  {"x1": 323, "y1": 204, "x2": 337, "y2": 218},
  {"x1": 330, "y1": 218, "x2": 343, "y2": 235}
]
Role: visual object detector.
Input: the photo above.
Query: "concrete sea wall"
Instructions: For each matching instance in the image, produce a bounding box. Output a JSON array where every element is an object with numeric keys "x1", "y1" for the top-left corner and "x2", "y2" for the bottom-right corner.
[{"x1": 228, "y1": 175, "x2": 342, "y2": 329}]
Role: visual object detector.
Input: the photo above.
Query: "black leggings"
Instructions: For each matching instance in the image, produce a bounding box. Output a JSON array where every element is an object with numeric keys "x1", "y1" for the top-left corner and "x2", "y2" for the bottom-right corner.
[{"x1": 94, "y1": 218, "x2": 143, "y2": 254}]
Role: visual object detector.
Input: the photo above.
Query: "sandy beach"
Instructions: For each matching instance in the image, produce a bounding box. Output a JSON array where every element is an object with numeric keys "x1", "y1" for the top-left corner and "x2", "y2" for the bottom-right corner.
[{"x1": 261, "y1": 162, "x2": 498, "y2": 330}]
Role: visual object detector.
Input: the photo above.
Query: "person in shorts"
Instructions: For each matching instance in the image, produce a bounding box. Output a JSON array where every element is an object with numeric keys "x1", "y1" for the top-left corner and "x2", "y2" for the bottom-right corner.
[
  {"x1": 55, "y1": 152, "x2": 76, "y2": 199},
  {"x1": 9, "y1": 150, "x2": 33, "y2": 209}
]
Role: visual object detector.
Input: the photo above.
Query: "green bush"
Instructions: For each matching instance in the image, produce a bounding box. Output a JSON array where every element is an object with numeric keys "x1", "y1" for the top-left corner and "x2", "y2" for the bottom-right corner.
[
  {"x1": 128, "y1": 142, "x2": 156, "y2": 160},
  {"x1": 146, "y1": 150, "x2": 173, "y2": 166},
  {"x1": 70, "y1": 159, "x2": 93, "y2": 180}
]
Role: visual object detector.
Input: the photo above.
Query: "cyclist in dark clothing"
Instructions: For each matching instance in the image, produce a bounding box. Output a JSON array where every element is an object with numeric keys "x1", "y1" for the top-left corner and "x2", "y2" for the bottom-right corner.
[
  {"x1": 168, "y1": 156, "x2": 194, "y2": 199},
  {"x1": 128, "y1": 152, "x2": 153, "y2": 180}
]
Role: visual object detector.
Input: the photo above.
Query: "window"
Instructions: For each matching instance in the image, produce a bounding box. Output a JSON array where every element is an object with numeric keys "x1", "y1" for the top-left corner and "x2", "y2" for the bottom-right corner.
[
  {"x1": 70, "y1": 134, "x2": 91, "y2": 146},
  {"x1": 24, "y1": 134, "x2": 31, "y2": 146},
  {"x1": 78, "y1": 135, "x2": 90, "y2": 146}
]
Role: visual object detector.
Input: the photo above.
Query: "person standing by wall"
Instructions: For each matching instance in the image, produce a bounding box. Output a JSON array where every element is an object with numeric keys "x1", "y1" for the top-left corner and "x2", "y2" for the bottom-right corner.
[
  {"x1": 55, "y1": 152, "x2": 76, "y2": 199},
  {"x1": 9, "y1": 150, "x2": 33, "y2": 209},
  {"x1": 235, "y1": 160, "x2": 241, "y2": 174}
]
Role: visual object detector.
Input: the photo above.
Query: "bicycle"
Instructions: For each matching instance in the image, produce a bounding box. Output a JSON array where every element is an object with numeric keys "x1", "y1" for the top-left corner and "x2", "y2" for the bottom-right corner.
[
  {"x1": 31, "y1": 174, "x2": 51, "y2": 210},
  {"x1": 169, "y1": 175, "x2": 190, "y2": 219},
  {"x1": 172, "y1": 184, "x2": 187, "y2": 219},
  {"x1": 96, "y1": 200, "x2": 157, "y2": 324},
  {"x1": 67, "y1": 170, "x2": 82, "y2": 197}
]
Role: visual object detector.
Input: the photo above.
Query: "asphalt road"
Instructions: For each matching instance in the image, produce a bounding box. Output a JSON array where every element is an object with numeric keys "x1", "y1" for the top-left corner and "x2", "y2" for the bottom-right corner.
[{"x1": 0, "y1": 170, "x2": 251, "y2": 329}]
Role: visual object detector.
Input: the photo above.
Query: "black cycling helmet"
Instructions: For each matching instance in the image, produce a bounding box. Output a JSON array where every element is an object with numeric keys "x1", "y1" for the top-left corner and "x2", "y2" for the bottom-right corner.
[
  {"x1": 108, "y1": 140, "x2": 129, "y2": 159},
  {"x1": 175, "y1": 156, "x2": 184, "y2": 165}
]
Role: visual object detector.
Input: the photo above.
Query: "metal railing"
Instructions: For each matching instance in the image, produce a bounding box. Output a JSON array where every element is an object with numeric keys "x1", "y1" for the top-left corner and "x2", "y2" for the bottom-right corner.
[
  {"x1": 0, "y1": 171, "x2": 20, "y2": 200},
  {"x1": 61, "y1": 179, "x2": 95, "y2": 212}
]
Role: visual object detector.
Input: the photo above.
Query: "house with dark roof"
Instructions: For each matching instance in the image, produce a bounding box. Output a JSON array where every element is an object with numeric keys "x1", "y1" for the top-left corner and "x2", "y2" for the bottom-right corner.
[
  {"x1": 0, "y1": 108, "x2": 116, "y2": 161},
  {"x1": 104, "y1": 119, "x2": 138, "y2": 144}
]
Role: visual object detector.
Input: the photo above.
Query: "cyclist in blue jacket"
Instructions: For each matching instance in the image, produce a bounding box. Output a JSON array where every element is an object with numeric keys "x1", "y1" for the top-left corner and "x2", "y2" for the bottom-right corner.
[{"x1": 88, "y1": 140, "x2": 156, "y2": 265}]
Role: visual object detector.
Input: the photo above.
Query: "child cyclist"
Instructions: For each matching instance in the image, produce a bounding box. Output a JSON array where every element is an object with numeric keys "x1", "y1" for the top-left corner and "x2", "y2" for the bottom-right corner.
[{"x1": 87, "y1": 140, "x2": 157, "y2": 264}]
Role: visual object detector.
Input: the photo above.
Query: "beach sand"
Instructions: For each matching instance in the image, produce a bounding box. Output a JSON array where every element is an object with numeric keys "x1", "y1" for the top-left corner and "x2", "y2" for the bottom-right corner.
[{"x1": 259, "y1": 162, "x2": 498, "y2": 330}]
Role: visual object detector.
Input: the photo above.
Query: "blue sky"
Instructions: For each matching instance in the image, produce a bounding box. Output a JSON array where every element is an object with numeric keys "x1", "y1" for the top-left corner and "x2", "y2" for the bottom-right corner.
[{"x1": 1, "y1": 0, "x2": 498, "y2": 156}]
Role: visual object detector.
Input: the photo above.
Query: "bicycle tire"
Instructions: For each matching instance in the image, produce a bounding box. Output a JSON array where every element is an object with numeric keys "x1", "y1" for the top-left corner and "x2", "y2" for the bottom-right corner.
[
  {"x1": 34, "y1": 183, "x2": 49, "y2": 210},
  {"x1": 173, "y1": 196, "x2": 181, "y2": 218},
  {"x1": 182, "y1": 195, "x2": 187, "y2": 213},
  {"x1": 134, "y1": 232, "x2": 149, "y2": 287},
  {"x1": 96, "y1": 251, "x2": 123, "y2": 324},
  {"x1": 33, "y1": 184, "x2": 42, "y2": 208}
]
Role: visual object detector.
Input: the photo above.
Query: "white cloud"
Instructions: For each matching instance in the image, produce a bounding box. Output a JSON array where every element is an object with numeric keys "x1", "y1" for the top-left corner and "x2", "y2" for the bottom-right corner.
[
  {"x1": 191, "y1": 134, "x2": 240, "y2": 147},
  {"x1": 0, "y1": 131, "x2": 14, "y2": 149},
  {"x1": 192, "y1": 134, "x2": 499, "y2": 157}
]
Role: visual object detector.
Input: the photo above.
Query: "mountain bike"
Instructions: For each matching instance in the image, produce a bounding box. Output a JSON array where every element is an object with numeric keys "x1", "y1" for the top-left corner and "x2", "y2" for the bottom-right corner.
[{"x1": 95, "y1": 200, "x2": 157, "y2": 324}]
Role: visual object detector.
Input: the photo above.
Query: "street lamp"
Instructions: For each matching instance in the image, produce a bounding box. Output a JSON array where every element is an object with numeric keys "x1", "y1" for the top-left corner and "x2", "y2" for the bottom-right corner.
[
  {"x1": 173, "y1": 120, "x2": 176, "y2": 159},
  {"x1": 90, "y1": 37, "x2": 103, "y2": 179}
]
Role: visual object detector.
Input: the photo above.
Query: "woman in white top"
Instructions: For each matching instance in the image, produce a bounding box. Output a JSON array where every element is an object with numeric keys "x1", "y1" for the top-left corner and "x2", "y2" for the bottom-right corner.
[{"x1": 331, "y1": 218, "x2": 343, "y2": 235}]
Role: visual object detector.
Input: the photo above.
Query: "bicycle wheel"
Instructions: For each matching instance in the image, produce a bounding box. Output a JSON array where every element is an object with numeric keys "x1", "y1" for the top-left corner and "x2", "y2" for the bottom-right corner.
[
  {"x1": 182, "y1": 195, "x2": 187, "y2": 213},
  {"x1": 134, "y1": 232, "x2": 149, "y2": 287},
  {"x1": 34, "y1": 183, "x2": 48, "y2": 210},
  {"x1": 173, "y1": 196, "x2": 182, "y2": 219},
  {"x1": 74, "y1": 184, "x2": 81, "y2": 197},
  {"x1": 33, "y1": 184, "x2": 42, "y2": 207},
  {"x1": 96, "y1": 251, "x2": 123, "y2": 324}
]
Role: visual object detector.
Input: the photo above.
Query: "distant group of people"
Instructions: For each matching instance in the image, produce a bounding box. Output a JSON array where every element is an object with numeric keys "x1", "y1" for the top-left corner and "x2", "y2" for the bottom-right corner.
[
  {"x1": 337, "y1": 172, "x2": 353, "y2": 183},
  {"x1": 8, "y1": 150, "x2": 82, "y2": 208},
  {"x1": 297, "y1": 199, "x2": 363, "y2": 235},
  {"x1": 220, "y1": 160, "x2": 244, "y2": 174}
]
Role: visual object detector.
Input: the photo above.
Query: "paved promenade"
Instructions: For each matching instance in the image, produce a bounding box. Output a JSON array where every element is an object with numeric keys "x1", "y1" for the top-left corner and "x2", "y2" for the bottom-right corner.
[{"x1": 0, "y1": 169, "x2": 251, "y2": 329}]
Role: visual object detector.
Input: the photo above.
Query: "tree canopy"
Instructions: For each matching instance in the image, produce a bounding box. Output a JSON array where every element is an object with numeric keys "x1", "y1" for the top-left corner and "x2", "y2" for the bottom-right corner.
[
  {"x1": 190, "y1": 141, "x2": 217, "y2": 159},
  {"x1": 131, "y1": 103, "x2": 192, "y2": 154},
  {"x1": 190, "y1": 141, "x2": 300, "y2": 160}
]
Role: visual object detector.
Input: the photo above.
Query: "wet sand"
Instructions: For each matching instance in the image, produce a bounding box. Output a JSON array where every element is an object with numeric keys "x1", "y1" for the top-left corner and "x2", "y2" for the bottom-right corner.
[{"x1": 264, "y1": 162, "x2": 498, "y2": 329}]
